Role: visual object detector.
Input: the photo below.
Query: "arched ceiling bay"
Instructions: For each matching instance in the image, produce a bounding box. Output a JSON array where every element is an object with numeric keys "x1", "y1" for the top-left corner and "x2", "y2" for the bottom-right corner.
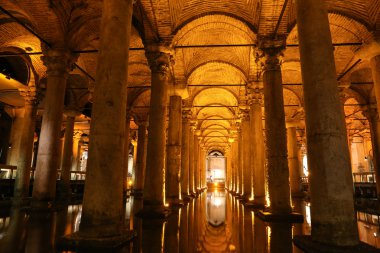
[
  {"x1": 173, "y1": 15, "x2": 257, "y2": 83},
  {"x1": 192, "y1": 87, "x2": 238, "y2": 151}
]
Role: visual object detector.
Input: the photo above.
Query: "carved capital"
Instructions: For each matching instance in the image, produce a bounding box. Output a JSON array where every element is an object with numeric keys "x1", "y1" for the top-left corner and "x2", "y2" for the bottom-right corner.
[
  {"x1": 258, "y1": 38, "x2": 285, "y2": 71},
  {"x1": 18, "y1": 86, "x2": 42, "y2": 106},
  {"x1": 64, "y1": 109, "x2": 81, "y2": 118},
  {"x1": 182, "y1": 108, "x2": 192, "y2": 121},
  {"x1": 41, "y1": 49, "x2": 77, "y2": 77},
  {"x1": 248, "y1": 87, "x2": 263, "y2": 105},
  {"x1": 362, "y1": 106, "x2": 379, "y2": 122},
  {"x1": 145, "y1": 48, "x2": 173, "y2": 79},
  {"x1": 73, "y1": 131, "x2": 83, "y2": 140}
]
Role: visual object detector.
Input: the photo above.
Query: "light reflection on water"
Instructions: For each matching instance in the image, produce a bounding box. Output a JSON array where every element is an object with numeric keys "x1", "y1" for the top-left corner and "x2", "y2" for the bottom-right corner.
[{"x1": 0, "y1": 192, "x2": 378, "y2": 252}]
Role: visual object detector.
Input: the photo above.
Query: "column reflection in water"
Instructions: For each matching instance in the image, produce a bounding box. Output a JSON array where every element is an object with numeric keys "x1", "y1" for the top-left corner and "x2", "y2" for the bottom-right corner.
[
  {"x1": 164, "y1": 208, "x2": 180, "y2": 253},
  {"x1": 0, "y1": 208, "x2": 28, "y2": 253},
  {"x1": 268, "y1": 222, "x2": 293, "y2": 253},
  {"x1": 26, "y1": 211, "x2": 57, "y2": 253},
  {"x1": 179, "y1": 204, "x2": 189, "y2": 253},
  {"x1": 253, "y1": 214, "x2": 267, "y2": 253}
]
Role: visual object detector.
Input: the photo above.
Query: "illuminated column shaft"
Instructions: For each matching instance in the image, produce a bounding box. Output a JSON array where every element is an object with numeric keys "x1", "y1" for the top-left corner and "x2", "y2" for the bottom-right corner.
[
  {"x1": 201, "y1": 148, "x2": 206, "y2": 189},
  {"x1": 286, "y1": 124, "x2": 302, "y2": 196},
  {"x1": 71, "y1": 131, "x2": 82, "y2": 172},
  {"x1": 296, "y1": 0, "x2": 358, "y2": 245},
  {"x1": 241, "y1": 109, "x2": 252, "y2": 200},
  {"x1": 123, "y1": 113, "x2": 131, "y2": 194},
  {"x1": 143, "y1": 48, "x2": 171, "y2": 212},
  {"x1": 262, "y1": 46, "x2": 291, "y2": 214},
  {"x1": 12, "y1": 87, "x2": 39, "y2": 200},
  {"x1": 188, "y1": 126, "x2": 195, "y2": 194},
  {"x1": 363, "y1": 108, "x2": 380, "y2": 198},
  {"x1": 166, "y1": 95, "x2": 182, "y2": 203},
  {"x1": 249, "y1": 90, "x2": 265, "y2": 205},
  {"x1": 237, "y1": 129, "x2": 243, "y2": 195},
  {"x1": 232, "y1": 140, "x2": 238, "y2": 193},
  {"x1": 78, "y1": 0, "x2": 133, "y2": 237},
  {"x1": 181, "y1": 110, "x2": 191, "y2": 196},
  {"x1": 134, "y1": 121, "x2": 148, "y2": 194},
  {"x1": 7, "y1": 108, "x2": 24, "y2": 165},
  {"x1": 194, "y1": 134, "x2": 200, "y2": 191},
  {"x1": 32, "y1": 49, "x2": 75, "y2": 203},
  {"x1": 60, "y1": 112, "x2": 76, "y2": 198}
]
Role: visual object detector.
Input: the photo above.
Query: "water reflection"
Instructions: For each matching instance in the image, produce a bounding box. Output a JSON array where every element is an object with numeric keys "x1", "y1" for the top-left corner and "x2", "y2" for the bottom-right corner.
[
  {"x1": 0, "y1": 192, "x2": 378, "y2": 252},
  {"x1": 207, "y1": 190, "x2": 225, "y2": 226}
]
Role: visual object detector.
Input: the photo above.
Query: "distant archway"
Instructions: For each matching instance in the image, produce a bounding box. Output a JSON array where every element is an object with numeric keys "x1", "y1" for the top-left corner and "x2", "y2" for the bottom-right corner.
[{"x1": 207, "y1": 150, "x2": 226, "y2": 188}]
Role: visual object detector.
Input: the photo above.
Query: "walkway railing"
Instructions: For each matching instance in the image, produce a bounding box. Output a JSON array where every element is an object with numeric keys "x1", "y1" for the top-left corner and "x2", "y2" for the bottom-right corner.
[
  {"x1": 0, "y1": 164, "x2": 17, "y2": 179},
  {"x1": 0, "y1": 164, "x2": 86, "y2": 180},
  {"x1": 353, "y1": 172, "x2": 376, "y2": 183}
]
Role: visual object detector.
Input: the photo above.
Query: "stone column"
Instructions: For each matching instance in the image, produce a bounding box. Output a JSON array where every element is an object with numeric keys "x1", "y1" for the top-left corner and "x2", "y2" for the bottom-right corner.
[
  {"x1": 370, "y1": 55, "x2": 380, "y2": 115},
  {"x1": 248, "y1": 88, "x2": 265, "y2": 206},
  {"x1": 189, "y1": 123, "x2": 196, "y2": 195},
  {"x1": 123, "y1": 113, "x2": 131, "y2": 195},
  {"x1": 236, "y1": 128, "x2": 242, "y2": 195},
  {"x1": 140, "y1": 47, "x2": 172, "y2": 217},
  {"x1": 193, "y1": 133, "x2": 200, "y2": 193},
  {"x1": 77, "y1": 0, "x2": 133, "y2": 239},
  {"x1": 261, "y1": 43, "x2": 291, "y2": 214},
  {"x1": 286, "y1": 122, "x2": 302, "y2": 197},
  {"x1": 6, "y1": 108, "x2": 24, "y2": 165},
  {"x1": 181, "y1": 109, "x2": 191, "y2": 197},
  {"x1": 12, "y1": 87, "x2": 39, "y2": 203},
  {"x1": 232, "y1": 135, "x2": 238, "y2": 193},
  {"x1": 200, "y1": 146, "x2": 206, "y2": 190},
  {"x1": 32, "y1": 49, "x2": 76, "y2": 205},
  {"x1": 295, "y1": 0, "x2": 358, "y2": 245},
  {"x1": 71, "y1": 131, "x2": 82, "y2": 172},
  {"x1": 240, "y1": 107, "x2": 252, "y2": 201},
  {"x1": 166, "y1": 95, "x2": 182, "y2": 204},
  {"x1": 60, "y1": 111, "x2": 78, "y2": 199},
  {"x1": 134, "y1": 120, "x2": 148, "y2": 196},
  {"x1": 363, "y1": 107, "x2": 380, "y2": 198}
]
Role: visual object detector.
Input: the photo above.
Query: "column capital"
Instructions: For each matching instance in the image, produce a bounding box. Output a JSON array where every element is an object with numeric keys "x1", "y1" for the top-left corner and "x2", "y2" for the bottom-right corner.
[
  {"x1": 247, "y1": 86, "x2": 263, "y2": 104},
  {"x1": 41, "y1": 48, "x2": 77, "y2": 77},
  {"x1": 64, "y1": 109, "x2": 81, "y2": 118},
  {"x1": 286, "y1": 120, "x2": 301, "y2": 128},
  {"x1": 190, "y1": 120, "x2": 197, "y2": 131},
  {"x1": 145, "y1": 44, "x2": 174, "y2": 78},
  {"x1": 182, "y1": 108, "x2": 192, "y2": 121},
  {"x1": 18, "y1": 86, "x2": 42, "y2": 106},
  {"x1": 239, "y1": 107, "x2": 250, "y2": 120},
  {"x1": 73, "y1": 131, "x2": 83, "y2": 140},
  {"x1": 258, "y1": 38, "x2": 286, "y2": 71},
  {"x1": 362, "y1": 105, "x2": 378, "y2": 121},
  {"x1": 355, "y1": 40, "x2": 380, "y2": 60}
]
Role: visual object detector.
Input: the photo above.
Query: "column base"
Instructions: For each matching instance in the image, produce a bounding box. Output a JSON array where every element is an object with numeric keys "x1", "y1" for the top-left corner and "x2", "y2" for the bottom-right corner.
[
  {"x1": 293, "y1": 235, "x2": 379, "y2": 253},
  {"x1": 167, "y1": 198, "x2": 185, "y2": 207},
  {"x1": 181, "y1": 194, "x2": 192, "y2": 202},
  {"x1": 257, "y1": 210, "x2": 304, "y2": 223},
  {"x1": 58, "y1": 229, "x2": 136, "y2": 251},
  {"x1": 243, "y1": 200, "x2": 265, "y2": 209},
  {"x1": 136, "y1": 205, "x2": 171, "y2": 219}
]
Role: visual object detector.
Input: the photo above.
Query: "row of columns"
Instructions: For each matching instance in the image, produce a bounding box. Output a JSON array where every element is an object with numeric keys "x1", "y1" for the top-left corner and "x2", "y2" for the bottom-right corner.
[{"x1": 5, "y1": 0, "x2": 372, "y2": 248}]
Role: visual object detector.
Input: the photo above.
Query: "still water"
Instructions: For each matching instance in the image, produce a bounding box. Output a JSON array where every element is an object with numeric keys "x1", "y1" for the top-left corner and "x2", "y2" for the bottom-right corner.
[{"x1": 0, "y1": 190, "x2": 375, "y2": 253}]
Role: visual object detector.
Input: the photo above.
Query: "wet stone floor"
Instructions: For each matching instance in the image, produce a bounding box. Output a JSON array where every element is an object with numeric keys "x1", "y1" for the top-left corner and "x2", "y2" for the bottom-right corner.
[{"x1": 0, "y1": 190, "x2": 378, "y2": 253}]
